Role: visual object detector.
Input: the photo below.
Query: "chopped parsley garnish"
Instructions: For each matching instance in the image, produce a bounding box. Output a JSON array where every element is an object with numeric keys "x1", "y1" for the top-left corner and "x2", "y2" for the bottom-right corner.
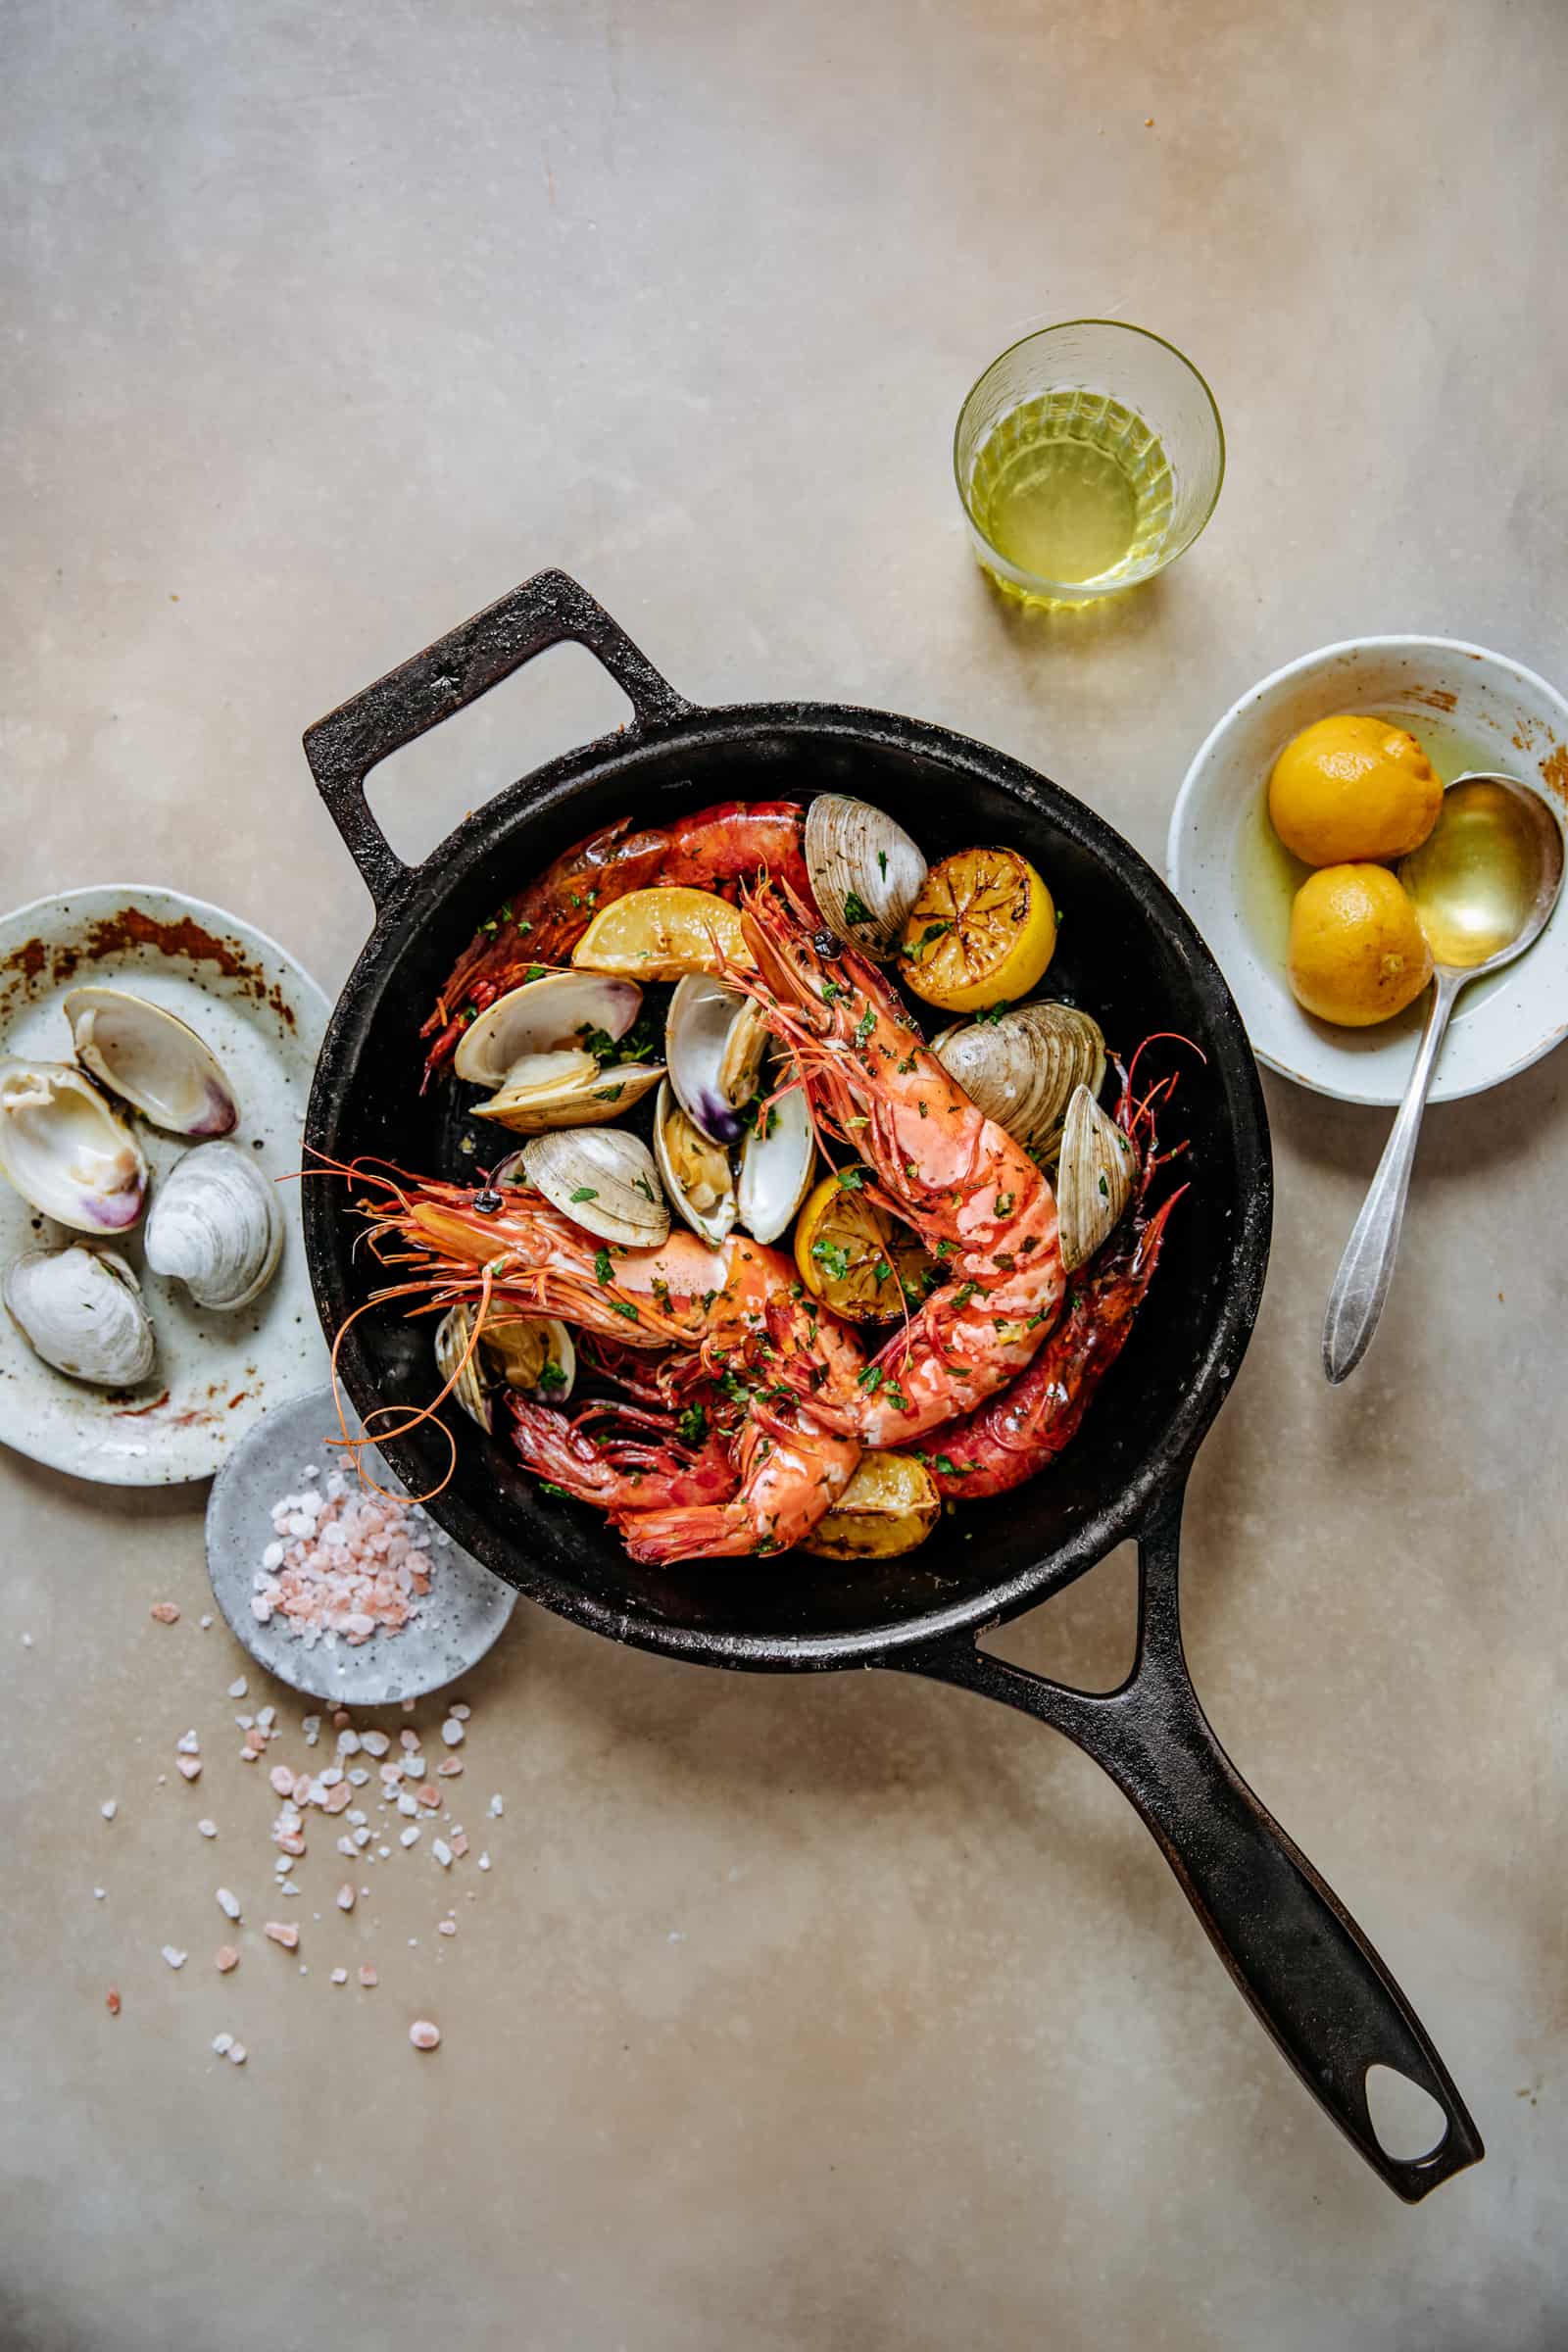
[
  {"x1": 877, "y1": 849, "x2": 889, "y2": 879},
  {"x1": 953, "y1": 1280, "x2": 980, "y2": 1308},
  {"x1": 934, "y1": 1454, "x2": 964, "y2": 1477},
  {"x1": 610, "y1": 1300, "x2": 640, "y2": 1321},
  {"x1": 719, "y1": 1368, "x2": 752, "y2": 1404},
  {"x1": 676, "y1": 1402, "x2": 709, "y2": 1446},
  {"x1": 523, "y1": 964, "x2": 547, "y2": 983},
  {"x1": 842, "y1": 890, "x2": 871, "y2": 926},
  {"x1": 833, "y1": 1165, "x2": 865, "y2": 1191},
  {"x1": 821, "y1": 978, "x2": 846, "y2": 1005},
  {"x1": 633, "y1": 1176, "x2": 654, "y2": 1201},
  {"x1": 594, "y1": 1249, "x2": 613, "y2": 1285},
  {"x1": 902, "y1": 920, "x2": 952, "y2": 962},
  {"x1": 1098, "y1": 1173, "x2": 1109, "y2": 1197},
  {"x1": 810, "y1": 1238, "x2": 852, "y2": 1283},
  {"x1": 536, "y1": 1359, "x2": 567, "y2": 1392},
  {"x1": 1027, "y1": 1307, "x2": 1053, "y2": 1330},
  {"x1": 994, "y1": 1191, "x2": 1014, "y2": 1216},
  {"x1": 897, "y1": 1053, "x2": 917, "y2": 1074},
  {"x1": 856, "y1": 1364, "x2": 885, "y2": 1395},
  {"x1": 853, "y1": 1006, "x2": 875, "y2": 1048},
  {"x1": 872, "y1": 1256, "x2": 891, "y2": 1284},
  {"x1": 570, "y1": 1186, "x2": 598, "y2": 1203},
  {"x1": 595, "y1": 1084, "x2": 625, "y2": 1102},
  {"x1": 974, "y1": 1000, "x2": 1011, "y2": 1025},
  {"x1": 539, "y1": 1482, "x2": 568, "y2": 1498}
]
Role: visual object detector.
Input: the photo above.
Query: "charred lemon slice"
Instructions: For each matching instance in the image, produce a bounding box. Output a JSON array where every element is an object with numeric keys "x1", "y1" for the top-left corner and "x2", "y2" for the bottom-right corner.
[
  {"x1": 801, "y1": 1450, "x2": 942, "y2": 1560},
  {"x1": 572, "y1": 888, "x2": 753, "y2": 979},
  {"x1": 792, "y1": 1172, "x2": 930, "y2": 1321},
  {"x1": 900, "y1": 847, "x2": 1056, "y2": 1012}
]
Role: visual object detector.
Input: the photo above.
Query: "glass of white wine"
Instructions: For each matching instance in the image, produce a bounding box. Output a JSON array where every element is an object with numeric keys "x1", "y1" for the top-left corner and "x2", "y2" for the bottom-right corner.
[{"x1": 955, "y1": 321, "x2": 1224, "y2": 607}]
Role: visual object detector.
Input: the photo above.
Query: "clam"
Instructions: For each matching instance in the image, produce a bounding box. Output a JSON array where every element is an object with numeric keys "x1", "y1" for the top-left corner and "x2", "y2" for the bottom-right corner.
[
  {"x1": 434, "y1": 1302, "x2": 575, "y2": 1433},
  {"x1": 654, "y1": 1081, "x2": 737, "y2": 1248},
  {"x1": 455, "y1": 971, "x2": 662, "y2": 1134},
  {"x1": 0, "y1": 1059, "x2": 148, "y2": 1232},
  {"x1": 143, "y1": 1141, "x2": 282, "y2": 1310},
  {"x1": 63, "y1": 987, "x2": 238, "y2": 1137},
  {"x1": 804, "y1": 794, "x2": 928, "y2": 958},
  {"x1": 4, "y1": 1246, "x2": 156, "y2": 1387},
  {"x1": 735, "y1": 1058, "x2": 816, "y2": 1245},
  {"x1": 665, "y1": 974, "x2": 768, "y2": 1145},
  {"x1": 931, "y1": 1002, "x2": 1105, "y2": 1162},
  {"x1": 1056, "y1": 1083, "x2": 1138, "y2": 1272},
  {"x1": 520, "y1": 1126, "x2": 670, "y2": 1249}
]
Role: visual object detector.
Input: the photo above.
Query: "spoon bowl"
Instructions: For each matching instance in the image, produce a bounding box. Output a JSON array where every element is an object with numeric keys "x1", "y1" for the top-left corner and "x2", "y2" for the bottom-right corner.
[{"x1": 1323, "y1": 773, "x2": 1566, "y2": 1383}]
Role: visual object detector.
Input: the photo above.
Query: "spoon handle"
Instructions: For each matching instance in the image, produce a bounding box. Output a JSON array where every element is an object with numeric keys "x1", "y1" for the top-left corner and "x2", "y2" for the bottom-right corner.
[{"x1": 1322, "y1": 974, "x2": 1460, "y2": 1385}]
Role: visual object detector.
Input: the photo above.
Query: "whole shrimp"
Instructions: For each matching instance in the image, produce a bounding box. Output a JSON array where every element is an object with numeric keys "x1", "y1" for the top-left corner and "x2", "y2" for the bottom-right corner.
[
  {"x1": 338, "y1": 1165, "x2": 866, "y2": 1560},
  {"x1": 735, "y1": 884, "x2": 1067, "y2": 1446},
  {"x1": 420, "y1": 802, "x2": 815, "y2": 1080},
  {"x1": 917, "y1": 1189, "x2": 1181, "y2": 1500}
]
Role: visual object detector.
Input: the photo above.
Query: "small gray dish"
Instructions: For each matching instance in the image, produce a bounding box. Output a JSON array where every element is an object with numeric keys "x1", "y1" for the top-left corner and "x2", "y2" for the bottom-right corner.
[{"x1": 205, "y1": 1384, "x2": 516, "y2": 1702}]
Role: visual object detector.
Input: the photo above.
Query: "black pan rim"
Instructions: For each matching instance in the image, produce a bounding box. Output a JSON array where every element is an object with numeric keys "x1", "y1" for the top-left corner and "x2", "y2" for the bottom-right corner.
[{"x1": 303, "y1": 697, "x2": 1272, "y2": 1672}]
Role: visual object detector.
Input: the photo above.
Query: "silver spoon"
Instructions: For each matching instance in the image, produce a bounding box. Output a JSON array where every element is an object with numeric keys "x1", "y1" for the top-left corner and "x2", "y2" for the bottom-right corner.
[{"x1": 1322, "y1": 773, "x2": 1565, "y2": 1384}]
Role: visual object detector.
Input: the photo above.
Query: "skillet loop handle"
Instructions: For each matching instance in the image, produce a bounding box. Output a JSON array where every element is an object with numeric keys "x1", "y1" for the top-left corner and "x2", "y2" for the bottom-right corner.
[
  {"x1": 302, "y1": 569, "x2": 693, "y2": 913},
  {"x1": 898, "y1": 1492, "x2": 1482, "y2": 2203}
]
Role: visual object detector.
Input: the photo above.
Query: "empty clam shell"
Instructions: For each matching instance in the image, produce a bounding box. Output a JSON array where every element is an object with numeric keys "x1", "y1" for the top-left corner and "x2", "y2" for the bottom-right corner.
[
  {"x1": 805, "y1": 795, "x2": 928, "y2": 958},
  {"x1": 1056, "y1": 1083, "x2": 1138, "y2": 1272},
  {"x1": 932, "y1": 1002, "x2": 1106, "y2": 1162},
  {"x1": 665, "y1": 974, "x2": 766, "y2": 1146},
  {"x1": 0, "y1": 1058, "x2": 148, "y2": 1233},
  {"x1": 521, "y1": 1126, "x2": 670, "y2": 1249},
  {"x1": 653, "y1": 1080, "x2": 737, "y2": 1248},
  {"x1": 736, "y1": 1059, "x2": 816, "y2": 1245},
  {"x1": 4, "y1": 1246, "x2": 156, "y2": 1387},
  {"x1": 63, "y1": 987, "x2": 238, "y2": 1137},
  {"x1": 143, "y1": 1141, "x2": 283, "y2": 1310}
]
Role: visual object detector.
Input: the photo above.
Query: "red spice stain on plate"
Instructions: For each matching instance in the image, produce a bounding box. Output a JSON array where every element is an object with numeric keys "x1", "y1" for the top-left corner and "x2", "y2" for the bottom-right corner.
[
  {"x1": 1541, "y1": 743, "x2": 1568, "y2": 809},
  {"x1": 0, "y1": 906, "x2": 296, "y2": 1027},
  {"x1": 1406, "y1": 686, "x2": 1457, "y2": 712}
]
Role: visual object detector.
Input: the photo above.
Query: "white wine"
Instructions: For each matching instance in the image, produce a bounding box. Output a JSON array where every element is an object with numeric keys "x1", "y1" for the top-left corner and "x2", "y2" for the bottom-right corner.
[{"x1": 965, "y1": 389, "x2": 1173, "y2": 592}]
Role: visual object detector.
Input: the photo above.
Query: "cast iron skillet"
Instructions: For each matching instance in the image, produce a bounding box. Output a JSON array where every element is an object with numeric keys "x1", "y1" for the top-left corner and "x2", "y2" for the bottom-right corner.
[{"x1": 302, "y1": 570, "x2": 1481, "y2": 2202}]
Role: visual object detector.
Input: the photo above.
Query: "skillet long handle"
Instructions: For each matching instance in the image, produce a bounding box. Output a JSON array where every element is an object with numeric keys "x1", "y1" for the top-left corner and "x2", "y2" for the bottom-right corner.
[
  {"x1": 896, "y1": 1494, "x2": 1482, "y2": 2203},
  {"x1": 302, "y1": 569, "x2": 692, "y2": 911}
]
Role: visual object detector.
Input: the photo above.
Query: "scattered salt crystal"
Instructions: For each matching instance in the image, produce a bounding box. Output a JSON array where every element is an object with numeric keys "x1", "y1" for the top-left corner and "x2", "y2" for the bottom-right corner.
[
  {"x1": 212, "y1": 2032, "x2": 234, "y2": 2054},
  {"x1": 264, "y1": 1922, "x2": 299, "y2": 1949},
  {"x1": 227, "y1": 2042, "x2": 246, "y2": 2066},
  {"x1": 21, "y1": 1633, "x2": 32, "y2": 1647},
  {"x1": 360, "y1": 1730, "x2": 390, "y2": 1758},
  {"x1": 175, "y1": 1730, "x2": 200, "y2": 1756},
  {"x1": 302, "y1": 1464, "x2": 319, "y2": 1480},
  {"x1": 336, "y1": 1730, "x2": 361, "y2": 1756},
  {"x1": 439, "y1": 1719, "x2": 465, "y2": 1747},
  {"x1": 335, "y1": 1835, "x2": 356, "y2": 1858},
  {"x1": 323, "y1": 1784, "x2": 352, "y2": 1815},
  {"x1": 438, "y1": 1919, "x2": 456, "y2": 1936},
  {"x1": 437, "y1": 1758, "x2": 464, "y2": 1778},
  {"x1": 450, "y1": 1702, "x2": 471, "y2": 1721},
  {"x1": 258, "y1": 1705, "x2": 276, "y2": 1730},
  {"x1": 302, "y1": 1715, "x2": 321, "y2": 1745},
  {"x1": 432, "y1": 1838, "x2": 453, "y2": 1869},
  {"x1": 227, "y1": 1677, "x2": 248, "y2": 1699},
  {"x1": 331, "y1": 1966, "x2": 348, "y2": 1984},
  {"x1": 358, "y1": 1964, "x2": 378, "y2": 1987},
  {"x1": 346, "y1": 1808, "x2": 367, "y2": 1826},
  {"x1": 488, "y1": 1794, "x2": 504, "y2": 1817},
  {"x1": 477, "y1": 1853, "x2": 491, "y2": 1871},
  {"x1": 279, "y1": 1880, "x2": 301, "y2": 1896},
  {"x1": 269, "y1": 1765, "x2": 294, "y2": 1797},
  {"x1": 400, "y1": 1729, "x2": 418, "y2": 1751},
  {"x1": 216, "y1": 1887, "x2": 241, "y2": 1920},
  {"x1": 198, "y1": 1819, "x2": 218, "y2": 1838},
  {"x1": 399, "y1": 1826, "x2": 421, "y2": 1848},
  {"x1": 347, "y1": 1767, "x2": 369, "y2": 1786},
  {"x1": 93, "y1": 1887, "x2": 106, "y2": 1900},
  {"x1": 377, "y1": 1844, "x2": 391, "y2": 1858},
  {"x1": 336, "y1": 1884, "x2": 356, "y2": 1912},
  {"x1": 450, "y1": 1831, "x2": 468, "y2": 1859},
  {"x1": 100, "y1": 1800, "x2": 118, "y2": 1821},
  {"x1": 216, "y1": 1946, "x2": 239, "y2": 1973},
  {"x1": 405, "y1": 1755, "x2": 426, "y2": 1778},
  {"x1": 396, "y1": 1792, "x2": 418, "y2": 1818},
  {"x1": 409, "y1": 2021, "x2": 441, "y2": 2050},
  {"x1": 162, "y1": 1946, "x2": 187, "y2": 1970},
  {"x1": 235, "y1": 1714, "x2": 254, "y2": 1730},
  {"x1": 262, "y1": 1542, "x2": 285, "y2": 1571},
  {"x1": 177, "y1": 1757, "x2": 203, "y2": 1783},
  {"x1": 317, "y1": 1764, "x2": 343, "y2": 1788},
  {"x1": 332, "y1": 1708, "x2": 351, "y2": 1728},
  {"x1": 200, "y1": 1614, "x2": 212, "y2": 1629},
  {"x1": 106, "y1": 1988, "x2": 122, "y2": 2014},
  {"x1": 355, "y1": 1829, "x2": 372, "y2": 1849},
  {"x1": 150, "y1": 1602, "x2": 180, "y2": 1624},
  {"x1": 416, "y1": 1784, "x2": 440, "y2": 1809},
  {"x1": 402, "y1": 1697, "x2": 416, "y2": 1712}
]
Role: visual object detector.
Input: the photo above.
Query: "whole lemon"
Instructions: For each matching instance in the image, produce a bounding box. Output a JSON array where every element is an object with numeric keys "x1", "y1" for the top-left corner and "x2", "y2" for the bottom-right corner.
[
  {"x1": 1288, "y1": 864, "x2": 1434, "y2": 1027},
  {"x1": 1268, "y1": 714, "x2": 1442, "y2": 865}
]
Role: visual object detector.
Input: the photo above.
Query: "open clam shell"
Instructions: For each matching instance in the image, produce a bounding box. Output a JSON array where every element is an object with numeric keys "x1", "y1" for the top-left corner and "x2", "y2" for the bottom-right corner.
[
  {"x1": 143, "y1": 1140, "x2": 283, "y2": 1311},
  {"x1": 456, "y1": 971, "x2": 662, "y2": 1132},
  {"x1": 63, "y1": 987, "x2": 238, "y2": 1137},
  {"x1": 654, "y1": 1080, "x2": 737, "y2": 1248},
  {"x1": 0, "y1": 1058, "x2": 148, "y2": 1233},
  {"x1": 4, "y1": 1245, "x2": 156, "y2": 1387},
  {"x1": 520, "y1": 1126, "x2": 670, "y2": 1249},
  {"x1": 665, "y1": 974, "x2": 767, "y2": 1146},
  {"x1": 805, "y1": 795, "x2": 928, "y2": 958},
  {"x1": 434, "y1": 1304, "x2": 576, "y2": 1433},
  {"x1": 932, "y1": 1002, "x2": 1106, "y2": 1163},
  {"x1": 1056, "y1": 1083, "x2": 1138, "y2": 1272},
  {"x1": 735, "y1": 1059, "x2": 815, "y2": 1245}
]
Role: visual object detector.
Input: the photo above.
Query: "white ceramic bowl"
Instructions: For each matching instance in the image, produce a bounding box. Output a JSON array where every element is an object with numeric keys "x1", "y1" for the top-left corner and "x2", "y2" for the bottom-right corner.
[{"x1": 1168, "y1": 637, "x2": 1568, "y2": 1104}]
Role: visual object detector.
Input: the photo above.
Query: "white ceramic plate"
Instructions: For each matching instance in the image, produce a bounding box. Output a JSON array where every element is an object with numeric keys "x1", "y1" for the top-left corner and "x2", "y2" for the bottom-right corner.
[
  {"x1": 205, "y1": 1386, "x2": 515, "y2": 1703},
  {"x1": 0, "y1": 886, "x2": 329, "y2": 1483},
  {"x1": 1167, "y1": 637, "x2": 1568, "y2": 1105}
]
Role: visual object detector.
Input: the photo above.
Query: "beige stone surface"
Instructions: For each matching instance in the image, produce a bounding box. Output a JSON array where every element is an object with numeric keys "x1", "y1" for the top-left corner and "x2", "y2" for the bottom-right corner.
[{"x1": 3, "y1": 0, "x2": 1566, "y2": 2344}]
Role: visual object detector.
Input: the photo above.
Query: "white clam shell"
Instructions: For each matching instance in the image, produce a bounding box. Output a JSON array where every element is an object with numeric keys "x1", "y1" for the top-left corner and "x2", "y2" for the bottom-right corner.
[
  {"x1": 520, "y1": 1126, "x2": 670, "y2": 1249},
  {"x1": 1056, "y1": 1083, "x2": 1138, "y2": 1273},
  {"x1": 665, "y1": 974, "x2": 767, "y2": 1146},
  {"x1": 654, "y1": 1080, "x2": 737, "y2": 1248},
  {"x1": 472, "y1": 1058, "x2": 662, "y2": 1134},
  {"x1": 4, "y1": 1246, "x2": 156, "y2": 1387},
  {"x1": 0, "y1": 1058, "x2": 148, "y2": 1233},
  {"x1": 436, "y1": 1303, "x2": 576, "y2": 1432},
  {"x1": 455, "y1": 971, "x2": 643, "y2": 1087},
  {"x1": 64, "y1": 987, "x2": 238, "y2": 1137},
  {"x1": 143, "y1": 1140, "x2": 283, "y2": 1311},
  {"x1": 736, "y1": 1059, "x2": 816, "y2": 1245},
  {"x1": 805, "y1": 794, "x2": 928, "y2": 958},
  {"x1": 932, "y1": 1002, "x2": 1106, "y2": 1162}
]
